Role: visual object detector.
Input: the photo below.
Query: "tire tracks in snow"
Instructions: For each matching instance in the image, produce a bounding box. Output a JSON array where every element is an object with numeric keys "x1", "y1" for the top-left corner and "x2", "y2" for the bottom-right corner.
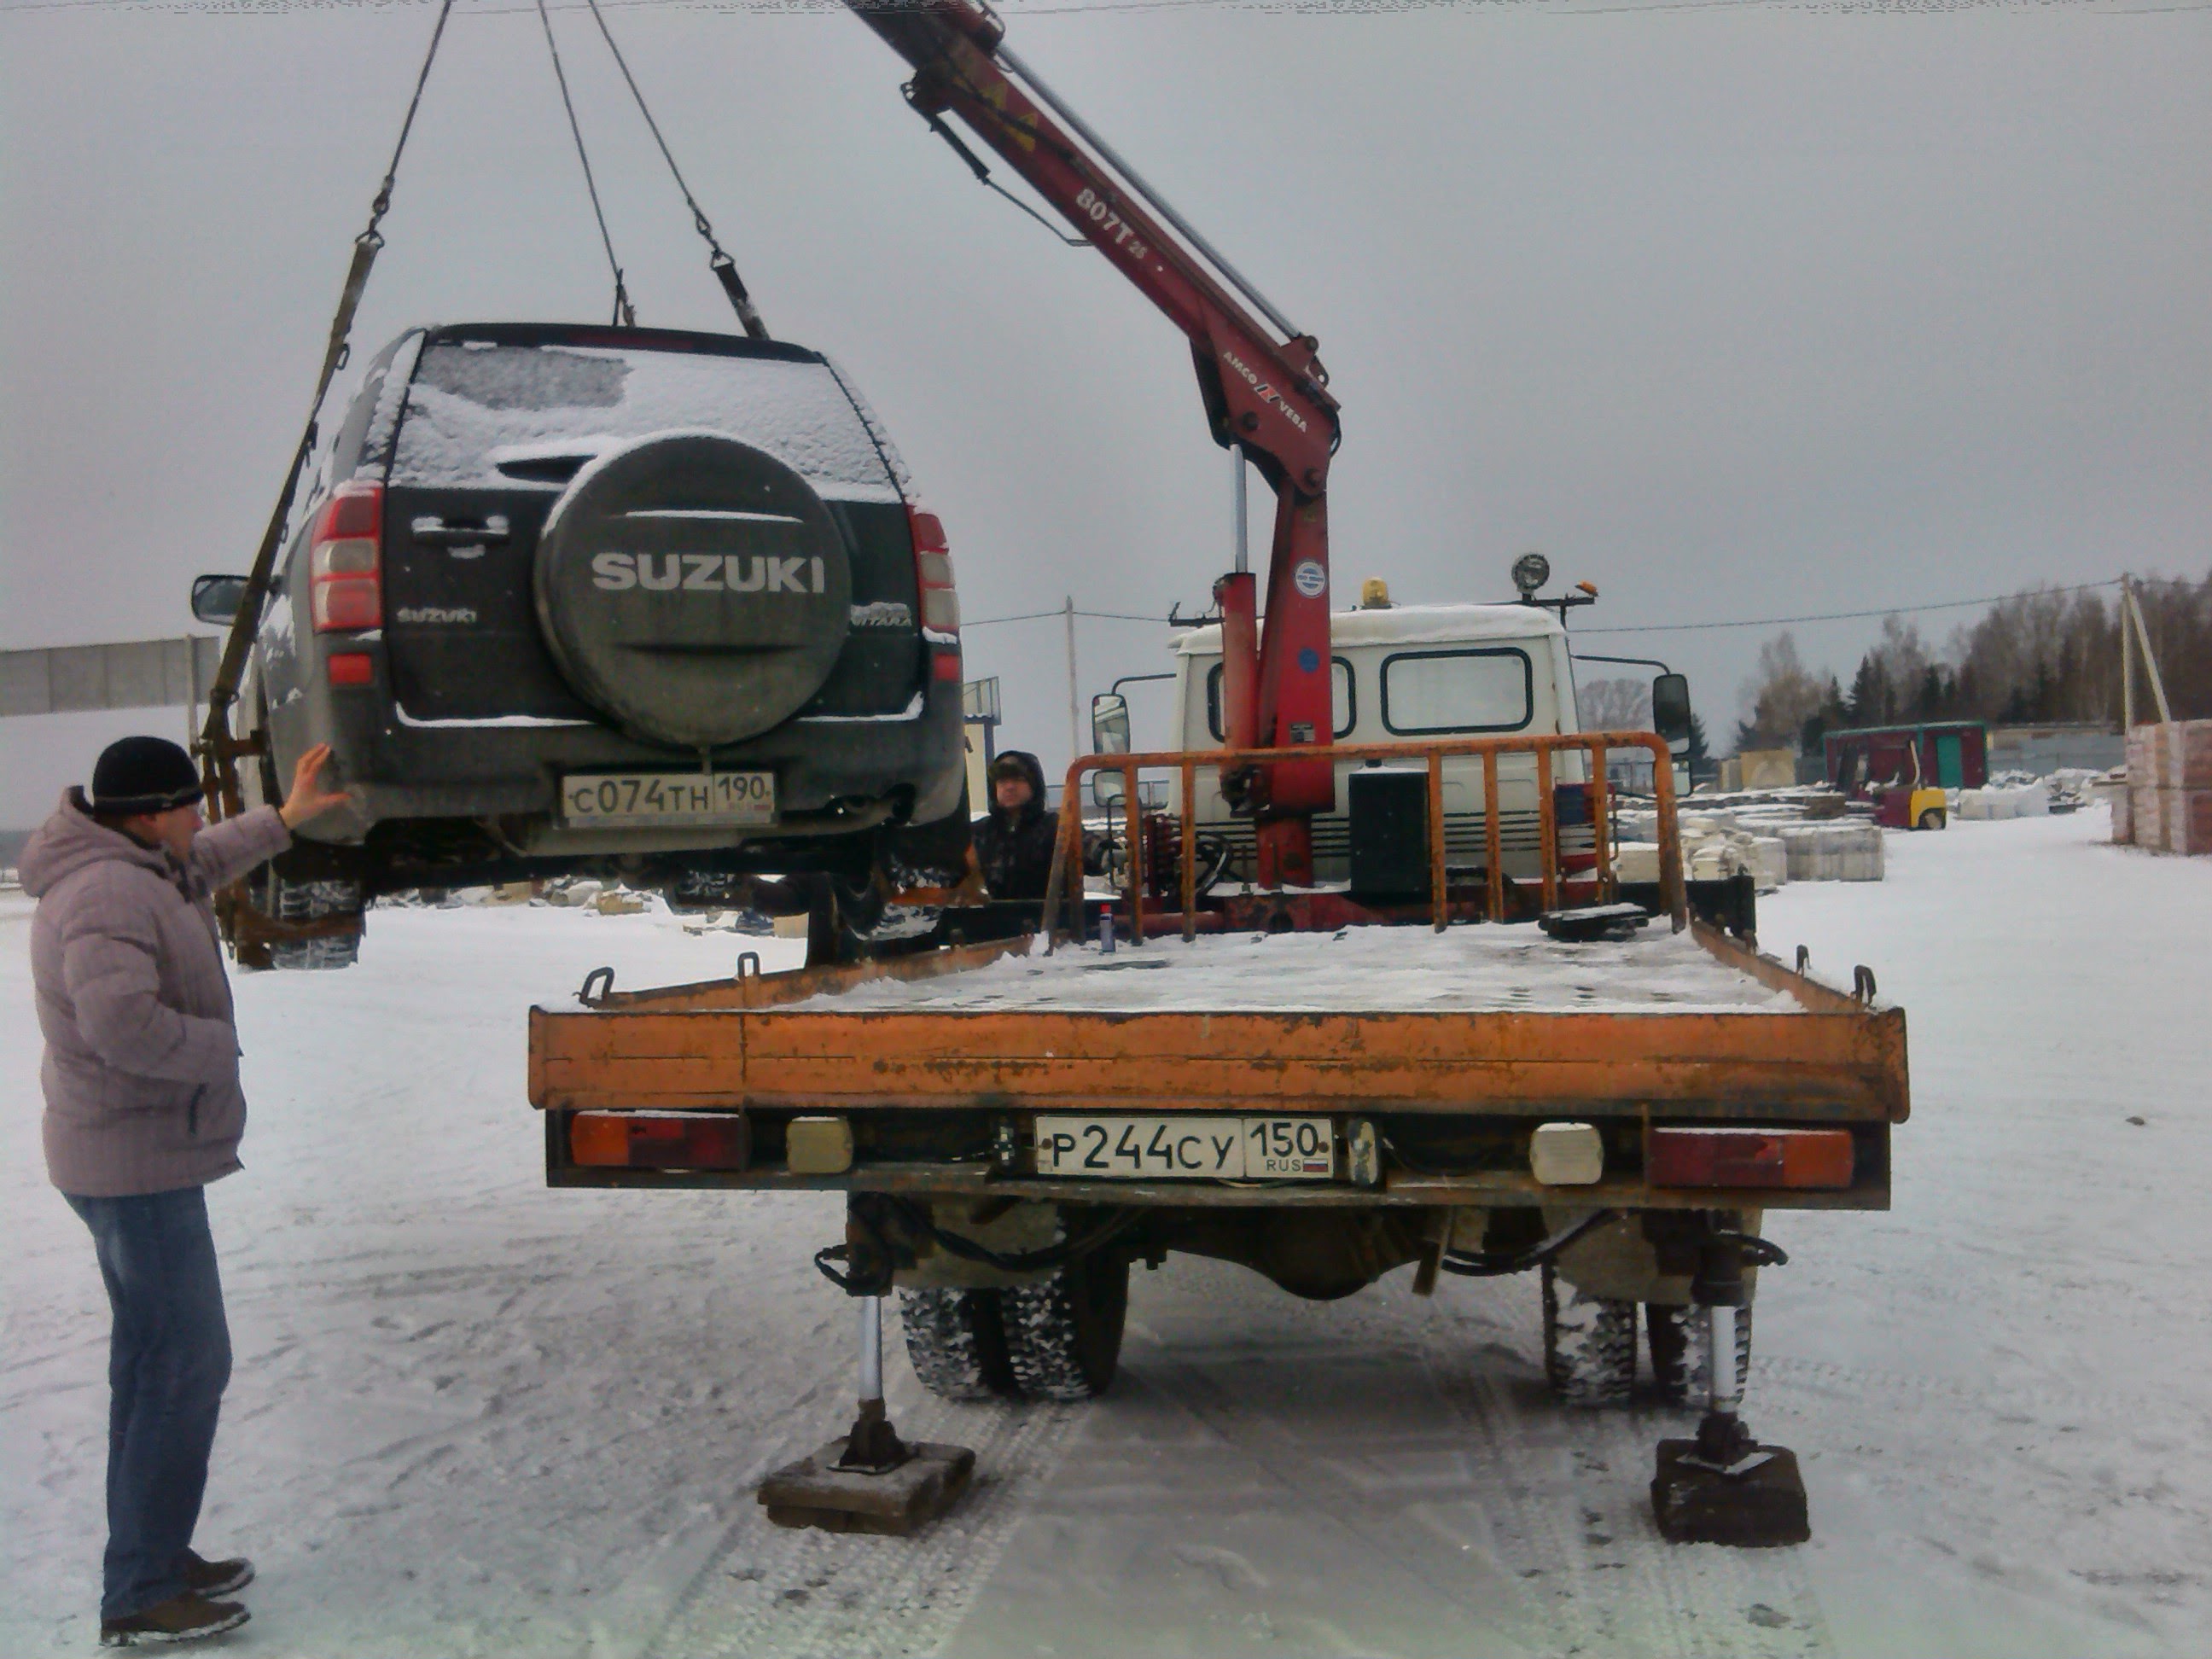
[
  {"x1": 635, "y1": 1395, "x2": 1082, "y2": 1659},
  {"x1": 1411, "y1": 1301, "x2": 1838, "y2": 1659}
]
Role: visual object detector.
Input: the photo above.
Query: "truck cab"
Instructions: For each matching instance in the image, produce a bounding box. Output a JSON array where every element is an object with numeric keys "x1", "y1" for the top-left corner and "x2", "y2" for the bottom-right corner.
[{"x1": 1155, "y1": 593, "x2": 1591, "y2": 886}]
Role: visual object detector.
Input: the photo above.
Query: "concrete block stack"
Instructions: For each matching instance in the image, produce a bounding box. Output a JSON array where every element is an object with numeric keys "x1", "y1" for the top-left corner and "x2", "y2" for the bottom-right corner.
[
  {"x1": 1773, "y1": 821, "x2": 1885, "y2": 882},
  {"x1": 2120, "y1": 721, "x2": 2212, "y2": 855}
]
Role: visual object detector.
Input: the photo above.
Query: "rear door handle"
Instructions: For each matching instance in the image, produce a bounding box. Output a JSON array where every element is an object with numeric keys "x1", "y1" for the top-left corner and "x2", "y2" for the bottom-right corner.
[{"x1": 412, "y1": 515, "x2": 510, "y2": 546}]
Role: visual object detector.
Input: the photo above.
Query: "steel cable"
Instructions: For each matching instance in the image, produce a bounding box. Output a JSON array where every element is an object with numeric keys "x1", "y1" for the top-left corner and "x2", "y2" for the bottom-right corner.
[
  {"x1": 536, "y1": 0, "x2": 637, "y2": 326},
  {"x1": 580, "y1": 0, "x2": 771, "y2": 337}
]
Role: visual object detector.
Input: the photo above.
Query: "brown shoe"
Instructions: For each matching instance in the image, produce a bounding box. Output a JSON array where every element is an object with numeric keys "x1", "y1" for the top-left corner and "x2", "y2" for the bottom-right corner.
[
  {"x1": 98, "y1": 1590, "x2": 249, "y2": 1646},
  {"x1": 182, "y1": 1550, "x2": 254, "y2": 1598}
]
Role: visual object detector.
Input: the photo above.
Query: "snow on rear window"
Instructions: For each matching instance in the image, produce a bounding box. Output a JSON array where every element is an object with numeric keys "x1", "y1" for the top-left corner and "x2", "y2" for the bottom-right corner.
[{"x1": 389, "y1": 343, "x2": 904, "y2": 502}]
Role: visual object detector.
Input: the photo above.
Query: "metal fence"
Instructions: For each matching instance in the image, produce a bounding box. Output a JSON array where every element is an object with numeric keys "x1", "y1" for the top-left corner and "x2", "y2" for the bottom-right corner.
[{"x1": 0, "y1": 637, "x2": 224, "y2": 719}]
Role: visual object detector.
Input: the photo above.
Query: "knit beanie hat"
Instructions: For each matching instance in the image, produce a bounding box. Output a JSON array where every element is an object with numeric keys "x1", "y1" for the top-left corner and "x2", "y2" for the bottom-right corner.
[{"x1": 90, "y1": 736, "x2": 205, "y2": 815}]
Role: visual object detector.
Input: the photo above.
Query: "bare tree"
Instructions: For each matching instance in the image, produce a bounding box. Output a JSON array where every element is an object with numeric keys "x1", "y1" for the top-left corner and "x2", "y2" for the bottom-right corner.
[
  {"x1": 1577, "y1": 676, "x2": 1650, "y2": 732},
  {"x1": 1735, "y1": 632, "x2": 1825, "y2": 753}
]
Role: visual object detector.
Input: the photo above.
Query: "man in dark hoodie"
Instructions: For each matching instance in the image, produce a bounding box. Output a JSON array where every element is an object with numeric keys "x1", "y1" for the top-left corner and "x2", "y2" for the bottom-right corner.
[
  {"x1": 970, "y1": 750, "x2": 1060, "y2": 901},
  {"x1": 21, "y1": 735, "x2": 346, "y2": 1647}
]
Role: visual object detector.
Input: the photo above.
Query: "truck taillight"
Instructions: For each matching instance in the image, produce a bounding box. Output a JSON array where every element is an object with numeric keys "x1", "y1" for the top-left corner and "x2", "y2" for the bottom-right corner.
[
  {"x1": 1646, "y1": 1126, "x2": 1854, "y2": 1191},
  {"x1": 908, "y1": 507, "x2": 960, "y2": 636},
  {"x1": 310, "y1": 480, "x2": 383, "y2": 633},
  {"x1": 569, "y1": 1110, "x2": 749, "y2": 1171}
]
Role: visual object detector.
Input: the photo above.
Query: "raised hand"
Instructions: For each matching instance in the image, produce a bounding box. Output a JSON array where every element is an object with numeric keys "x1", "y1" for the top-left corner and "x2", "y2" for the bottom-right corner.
[{"x1": 278, "y1": 742, "x2": 351, "y2": 830}]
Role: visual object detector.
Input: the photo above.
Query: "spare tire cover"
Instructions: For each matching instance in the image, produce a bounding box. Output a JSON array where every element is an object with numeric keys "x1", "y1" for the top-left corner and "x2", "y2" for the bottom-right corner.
[{"x1": 535, "y1": 431, "x2": 853, "y2": 748}]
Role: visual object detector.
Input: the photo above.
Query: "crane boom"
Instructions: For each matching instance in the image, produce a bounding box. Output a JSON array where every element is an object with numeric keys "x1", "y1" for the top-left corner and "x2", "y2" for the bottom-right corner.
[{"x1": 847, "y1": 0, "x2": 1342, "y2": 880}]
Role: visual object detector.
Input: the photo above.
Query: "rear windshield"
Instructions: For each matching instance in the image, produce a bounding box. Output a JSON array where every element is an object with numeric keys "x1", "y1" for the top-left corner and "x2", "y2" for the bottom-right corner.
[{"x1": 387, "y1": 339, "x2": 905, "y2": 502}]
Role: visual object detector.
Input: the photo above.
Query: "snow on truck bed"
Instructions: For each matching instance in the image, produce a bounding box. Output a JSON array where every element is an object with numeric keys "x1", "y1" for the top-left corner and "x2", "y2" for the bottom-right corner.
[{"x1": 803, "y1": 922, "x2": 1801, "y2": 1015}]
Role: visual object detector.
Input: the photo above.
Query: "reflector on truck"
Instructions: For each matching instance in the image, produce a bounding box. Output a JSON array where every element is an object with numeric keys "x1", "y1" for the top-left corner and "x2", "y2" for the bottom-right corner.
[
  {"x1": 569, "y1": 1111, "x2": 749, "y2": 1171},
  {"x1": 1646, "y1": 1126, "x2": 1854, "y2": 1191}
]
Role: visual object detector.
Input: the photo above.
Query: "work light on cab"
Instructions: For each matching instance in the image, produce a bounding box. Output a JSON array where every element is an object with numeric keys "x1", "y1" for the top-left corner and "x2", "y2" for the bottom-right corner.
[{"x1": 309, "y1": 480, "x2": 384, "y2": 634}]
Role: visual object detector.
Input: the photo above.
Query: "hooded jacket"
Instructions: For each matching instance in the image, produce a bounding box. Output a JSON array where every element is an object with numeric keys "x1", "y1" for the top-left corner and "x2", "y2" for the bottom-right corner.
[
  {"x1": 971, "y1": 750, "x2": 1059, "y2": 901},
  {"x1": 21, "y1": 790, "x2": 290, "y2": 1196}
]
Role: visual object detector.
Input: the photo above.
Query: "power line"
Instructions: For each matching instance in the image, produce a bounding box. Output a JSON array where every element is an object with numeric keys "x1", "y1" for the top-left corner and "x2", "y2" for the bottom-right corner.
[
  {"x1": 969, "y1": 577, "x2": 2150, "y2": 634},
  {"x1": 7, "y1": 0, "x2": 2200, "y2": 16},
  {"x1": 1570, "y1": 578, "x2": 2125, "y2": 637}
]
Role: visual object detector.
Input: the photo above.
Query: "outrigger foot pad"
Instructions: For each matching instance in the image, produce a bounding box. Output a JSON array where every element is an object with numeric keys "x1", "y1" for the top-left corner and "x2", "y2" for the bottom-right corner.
[
  {"x1": 759, "y1": 1419, "x2": 975, "y2": 1536},
  {"x1": 1651, "y1": 1436, "x2": 1810, "y2": 1547}
]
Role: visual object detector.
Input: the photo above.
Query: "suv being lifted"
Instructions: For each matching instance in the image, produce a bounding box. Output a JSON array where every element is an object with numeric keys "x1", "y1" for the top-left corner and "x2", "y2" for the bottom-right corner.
[{"x1": 196, "y1": 323, "x2": 968, "y2": 966}]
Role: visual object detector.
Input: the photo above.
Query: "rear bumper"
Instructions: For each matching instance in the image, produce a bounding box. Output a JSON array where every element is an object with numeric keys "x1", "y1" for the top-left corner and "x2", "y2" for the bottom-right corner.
[
  {"x1": 268, "y1": 653, "x2": 965, "y2": 847},
  {"x1": 540, "y1": 1103, "x2": 1893, "y2": 1213}
]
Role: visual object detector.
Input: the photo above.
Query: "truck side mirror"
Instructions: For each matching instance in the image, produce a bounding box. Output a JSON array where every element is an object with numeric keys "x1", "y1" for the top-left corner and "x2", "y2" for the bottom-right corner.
[
  {"x1": 1651, "y1": 672, "x2": 1692, "y2": 753},
  {"x1": 191, "y1": 573, "x2": 251, "y2": 626},
  {"x1": 1090, "y1": 694, "x2": 1132, "y2": 807},
  {"x1": 1091, "y1": 692, "x2": 1131, "y2": 757}
]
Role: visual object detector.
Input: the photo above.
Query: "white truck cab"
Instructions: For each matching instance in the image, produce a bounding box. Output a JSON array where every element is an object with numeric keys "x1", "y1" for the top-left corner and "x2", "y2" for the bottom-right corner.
[{"x1": 1159, "y1": 594, "x2": 1589, "y2": 886}]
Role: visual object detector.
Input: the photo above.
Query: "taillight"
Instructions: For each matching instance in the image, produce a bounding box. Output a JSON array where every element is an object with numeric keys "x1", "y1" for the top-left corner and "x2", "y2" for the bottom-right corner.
[
  {"x1": 310, "y1": 480, "x2": 383, "y2": 633},
  {"x1": 908, "y1": 507, "x2": 960, "y2": 637},
  {"x1": 1646, "y1": 1126, "x2": 1855, "y2": 1190},
  {"x1": 569, "y1": 1111, "x2": 750, "y2": 1171}
]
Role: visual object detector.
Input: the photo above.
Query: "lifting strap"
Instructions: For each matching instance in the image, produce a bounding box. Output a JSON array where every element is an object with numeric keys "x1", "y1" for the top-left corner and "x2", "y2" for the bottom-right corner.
[
  {"x1": 196, "y1": 0, "x2": 457, "y2": 816},
  {"x1": 535, "y1": 0, "x2": 636, "y2": 329},
  {"x1": 580, "y1": 0, "x2": 770, "y2": 340}
]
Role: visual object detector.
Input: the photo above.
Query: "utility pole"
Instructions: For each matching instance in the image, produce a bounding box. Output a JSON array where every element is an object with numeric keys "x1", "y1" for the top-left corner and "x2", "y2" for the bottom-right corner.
[
  {"x1": 1064, "y1": 595, "x2": 1080, "y2": 762},
  {"x1": 2121, "y1": 573, "x2": 2135, "y2": 731},
  {"x1": 2126, "y1": 575, "x2": 2174, "y2": 725}
]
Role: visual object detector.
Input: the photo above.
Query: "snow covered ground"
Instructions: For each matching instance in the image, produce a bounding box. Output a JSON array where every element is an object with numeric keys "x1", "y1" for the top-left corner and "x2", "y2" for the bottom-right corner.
[{"x1": 3, "y1": 810, "x2": 2207, "y2": 1656}]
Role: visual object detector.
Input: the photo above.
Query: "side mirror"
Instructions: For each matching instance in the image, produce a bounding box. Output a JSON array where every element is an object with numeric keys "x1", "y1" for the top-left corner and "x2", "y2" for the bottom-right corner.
[
  {"x1": 1091, "y1": 691, "x2": 1132, "y2": 756},
  {"x1": 1091, "y1": 771, "x2": 1126, "y2": 808},
  {"x1": 191, "y1": 574, "x2": 251, "y2": 626},
  {"x1": 1651, "y1": 672, "x2": 1692, "y2": 753}
]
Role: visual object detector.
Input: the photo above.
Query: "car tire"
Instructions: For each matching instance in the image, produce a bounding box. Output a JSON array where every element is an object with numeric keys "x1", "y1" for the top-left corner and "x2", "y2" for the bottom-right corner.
[
  {"x1": 1918, "y1": 808, "x2": 1947, "y2": 830},
  {"x1": 265, "y1": 872, "x2": 364, "y2": 971},
  {"x1": 877, "y1": 783, "x2": 975, "y2": 892},
  {"x1": 899, "y1": 1287, "x2": 1018, "y2": 1402},
  {"x1": 1541, "y1": 1261, "x2": 1636, "y2": 1407},
  {"x1": 1000, "y1": 1250, "x2": 1130, "y2": 1402},
  {"x1": 1645, "y1": 1301, "x2": 1754, "y2": 1404}
]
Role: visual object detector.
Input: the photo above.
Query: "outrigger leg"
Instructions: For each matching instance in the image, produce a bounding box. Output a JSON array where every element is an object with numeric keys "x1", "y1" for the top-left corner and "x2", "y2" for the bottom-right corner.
[
  {"x1": 757, "y1": 1293, "x2": 975, "y2": 1535},
  {"x1": 1650, "y1": 1223, "x2": 1811, "y2": 1546}
]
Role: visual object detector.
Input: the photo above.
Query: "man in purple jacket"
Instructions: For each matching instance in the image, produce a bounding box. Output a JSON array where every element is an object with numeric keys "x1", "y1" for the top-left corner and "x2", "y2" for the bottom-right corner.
[{"x1": 20, "y1": 735, "x2": 346, "y2": 1647}]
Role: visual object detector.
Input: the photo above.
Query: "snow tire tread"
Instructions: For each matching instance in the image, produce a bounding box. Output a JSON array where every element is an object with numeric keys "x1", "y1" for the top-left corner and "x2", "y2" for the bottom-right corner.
[
  {"x1": 1000, "y1": 1254, "x2": 1128, "y2": 1403},
  {"x1": 1541, "y1": 1261, "x2": 1637, "y2": 1408},
  {"x1": 899, "y1": 1287, "x2": 1014, "y2": 1401},
  {"x1": 269, "y1": 876, "x2": 363, "y2": 972},
  {"x1": 1645, "y1": 1301, "x2": 1754, "y2": 1403}
]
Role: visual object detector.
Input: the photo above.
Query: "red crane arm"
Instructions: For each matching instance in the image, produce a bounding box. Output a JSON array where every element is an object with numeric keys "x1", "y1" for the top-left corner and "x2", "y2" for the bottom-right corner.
[{"x1": 847, "y1": 0, "x2": 1342, "y2": 870}]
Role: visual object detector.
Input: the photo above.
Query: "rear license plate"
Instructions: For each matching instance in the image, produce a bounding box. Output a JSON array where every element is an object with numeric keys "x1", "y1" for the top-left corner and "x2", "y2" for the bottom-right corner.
[
  {"x1": 1033, "y1": 1116, "x2": 1336, "y2": 1181},
  {"x1": 559, "y1": 771, "x2": 776, "y2": 829}
]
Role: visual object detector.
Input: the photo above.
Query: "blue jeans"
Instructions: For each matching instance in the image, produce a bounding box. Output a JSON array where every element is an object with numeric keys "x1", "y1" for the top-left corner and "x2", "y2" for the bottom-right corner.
[{"x1": 64, "y1": 1186, "x2": 232, "y2": 1622}]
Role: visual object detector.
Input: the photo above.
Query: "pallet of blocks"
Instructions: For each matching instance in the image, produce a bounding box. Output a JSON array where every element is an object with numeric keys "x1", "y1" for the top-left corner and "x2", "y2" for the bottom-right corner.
[{"x1": 2122, "y1": 721, "x2": 2212, "y2": 855}]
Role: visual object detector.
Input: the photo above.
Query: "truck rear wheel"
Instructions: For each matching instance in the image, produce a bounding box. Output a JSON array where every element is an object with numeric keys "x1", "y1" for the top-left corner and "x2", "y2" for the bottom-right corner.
[
  {"x1": 899, "y1": 1288, "x2": 1017, "y2": 1401},
  {"x1": 1540, "y1": 1262, "x2": 1636, "y2": 1407},
  {"x1": 1645, "y1": 1301, "x2": 1753, "y2": 1403},
  {"x1": 1002, "y1": 1251, "x2": 1130, "y2": 1401}
]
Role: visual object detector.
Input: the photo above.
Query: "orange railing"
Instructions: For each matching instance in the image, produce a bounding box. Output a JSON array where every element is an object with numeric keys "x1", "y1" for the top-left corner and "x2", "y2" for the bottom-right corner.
[{"x1": 1042, "y1": 730, "x2": 1686, "y2": 944}]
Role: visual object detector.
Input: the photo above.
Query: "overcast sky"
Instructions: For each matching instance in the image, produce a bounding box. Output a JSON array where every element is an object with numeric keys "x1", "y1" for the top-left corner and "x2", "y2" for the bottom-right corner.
[{"x1": 3, "y1": 0, "x2": 2208, "y2": 824}]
